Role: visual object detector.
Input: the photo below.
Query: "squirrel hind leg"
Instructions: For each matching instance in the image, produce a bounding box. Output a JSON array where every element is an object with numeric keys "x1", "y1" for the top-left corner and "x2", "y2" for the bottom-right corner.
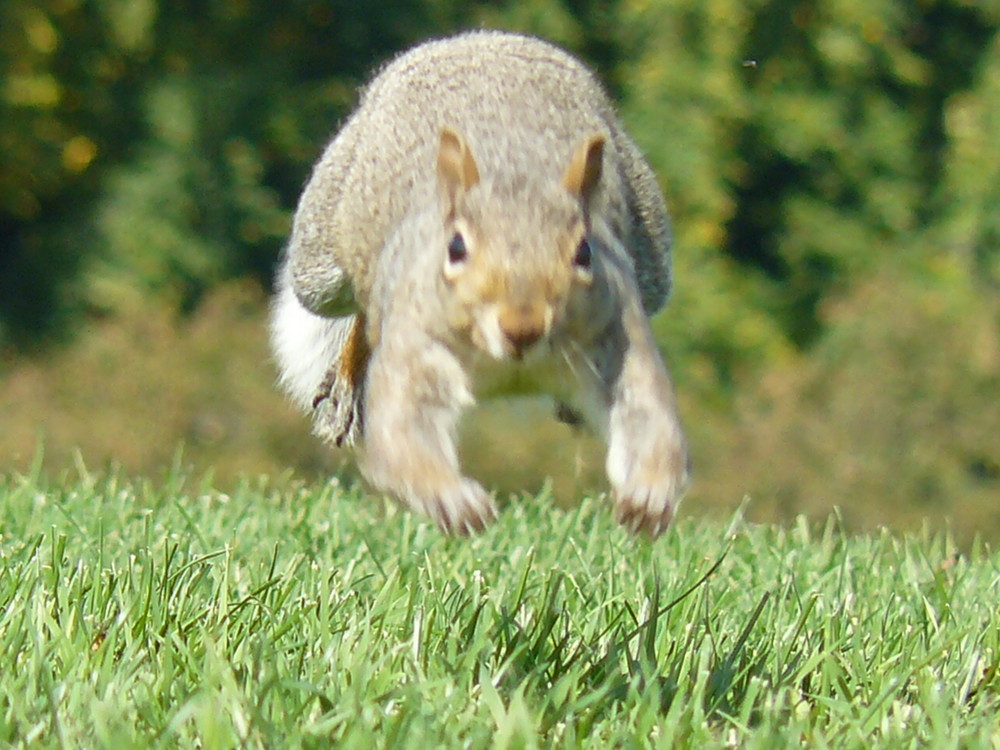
[{"x1": 311, "y1": 314, "x2": 370, "y2": 448}]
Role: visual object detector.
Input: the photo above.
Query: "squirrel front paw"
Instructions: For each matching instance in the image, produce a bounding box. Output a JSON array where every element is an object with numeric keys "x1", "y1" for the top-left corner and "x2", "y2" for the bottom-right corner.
[
  {"x1": 607, "y1": 414, "x2": 689, "y2": 538},
  {"x1": 402, "y1": 477, "x2": 498, "y2": 535}
]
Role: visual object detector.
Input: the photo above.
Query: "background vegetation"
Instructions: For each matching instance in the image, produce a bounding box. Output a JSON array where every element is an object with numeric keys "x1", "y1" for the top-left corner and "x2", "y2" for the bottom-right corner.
[{"x1": 1, "y1": 0, "x2": 998, "y2": 541}]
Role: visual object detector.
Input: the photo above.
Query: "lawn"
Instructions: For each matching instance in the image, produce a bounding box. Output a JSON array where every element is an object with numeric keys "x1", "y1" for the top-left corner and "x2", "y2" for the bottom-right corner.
[{"x1": 1, "y1": 458, "x2": 998, "y2": 748}]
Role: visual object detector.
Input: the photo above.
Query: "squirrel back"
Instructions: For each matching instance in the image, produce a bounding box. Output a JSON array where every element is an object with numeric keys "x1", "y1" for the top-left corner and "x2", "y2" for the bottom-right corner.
[{"x1": 287, "y1": 30, "x2": 671, "y2": 319}]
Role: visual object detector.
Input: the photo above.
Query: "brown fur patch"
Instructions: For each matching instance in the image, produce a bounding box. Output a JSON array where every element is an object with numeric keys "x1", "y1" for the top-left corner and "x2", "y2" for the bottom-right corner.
[{"x1": 339, "y1": 313, "x2": 371, "y2": 389}]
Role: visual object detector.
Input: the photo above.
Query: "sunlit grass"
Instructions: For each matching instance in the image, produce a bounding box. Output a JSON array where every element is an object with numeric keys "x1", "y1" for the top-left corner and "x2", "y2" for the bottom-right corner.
[{"x1": 1, "y1": 459, "x2": 998, "y2": 748}]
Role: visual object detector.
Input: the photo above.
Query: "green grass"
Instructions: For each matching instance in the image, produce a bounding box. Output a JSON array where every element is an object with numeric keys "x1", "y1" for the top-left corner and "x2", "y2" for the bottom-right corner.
[{"x1": 1, "y1": 459, "x2": 999, "y2": 749}]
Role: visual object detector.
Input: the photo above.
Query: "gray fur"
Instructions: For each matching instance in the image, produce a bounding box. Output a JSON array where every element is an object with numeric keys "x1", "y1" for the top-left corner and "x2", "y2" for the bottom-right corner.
[
  {"x1": 287, "y1": 30, "x2": 671, "y2": 316},
  {"x1": 270, "y1": 31, "x2": 688, "y2": 536}
]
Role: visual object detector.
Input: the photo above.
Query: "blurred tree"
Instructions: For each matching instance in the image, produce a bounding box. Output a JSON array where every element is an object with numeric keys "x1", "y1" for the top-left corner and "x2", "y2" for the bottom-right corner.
[
  {"x1": 0, "y1": 0, "x2": 493, "y2": 347},
  {"x1": 616, "y1": 0, "x2": 998, "y2": 381},
  {"x1": 938, "y1": 13, "x2": 1000, "y2": 288},
  {"x1": 0, "y1": 0, "x2": 149, "y2": 347},
  {"x1": 84, "y1": 0, "x2": 487, "y2": 315},
  {"x1": 1, "y1": 0, "x2": 634, "y2": 347}
]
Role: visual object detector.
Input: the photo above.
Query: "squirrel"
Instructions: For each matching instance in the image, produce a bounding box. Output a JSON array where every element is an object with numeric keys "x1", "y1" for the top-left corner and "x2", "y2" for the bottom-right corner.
[{"x1": 270, "y1": 30, "x2": 689, "y2": 536}]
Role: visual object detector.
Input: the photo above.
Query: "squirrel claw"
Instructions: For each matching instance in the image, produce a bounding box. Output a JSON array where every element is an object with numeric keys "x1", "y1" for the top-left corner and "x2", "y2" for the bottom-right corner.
[
  {"x1": 607, "y1": 401, "x2": 689, "y2": 538},
  {"x1": 311, "y1": 363, "x2": 363, "y2": 448},
  {"x1": 613, "y1": 487, "x2": 675, "y2": 538},
  {"x1": 609, "y1": 441, "x2": 689, "y2": 539},
  {"x1": 417, "y1": 479, "x2": 497, "y2": 535}
]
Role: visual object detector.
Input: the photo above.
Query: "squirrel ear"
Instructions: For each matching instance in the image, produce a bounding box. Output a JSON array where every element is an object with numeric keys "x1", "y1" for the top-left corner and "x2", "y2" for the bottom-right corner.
[
  {"x1": 563, "y1": 134, "x2": 605, "y2": 205},
  {"x1": 438, "y1": 128, "x2": 480, "y2": 213}
]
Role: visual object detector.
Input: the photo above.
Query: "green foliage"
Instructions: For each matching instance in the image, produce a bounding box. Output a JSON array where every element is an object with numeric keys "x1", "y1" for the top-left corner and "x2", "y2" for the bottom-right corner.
[
  {"x1": 4, "y1": 0, "x2": 997, "y2": 345},
  {"x1": 620, "y1": 0, "x2": 999, "y2": 357},
  {"x1": 938, "y1": 26, "x2": 1000, "y2": 287},
  {"x1": 1, "y1": 470, "x2": 998, "y2": 747},
  {"x1": 0, "y1": 0, "x2": 484, "y2": 340},
  {"x1": 0, "y1": 0, "x2": 148, "y2": 344},
  {"x1": 91, "y1": 76, "x2": 289, "y2": 311},
  {"x1": 615, "y1": 0, "x2": 1000, "y2": 531}
]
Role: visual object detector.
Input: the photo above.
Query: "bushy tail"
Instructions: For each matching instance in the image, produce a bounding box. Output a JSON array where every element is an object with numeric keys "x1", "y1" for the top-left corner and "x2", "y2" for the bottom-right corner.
[{"x1": 269, "y1": 265, "x2": 365, "y2": 446}]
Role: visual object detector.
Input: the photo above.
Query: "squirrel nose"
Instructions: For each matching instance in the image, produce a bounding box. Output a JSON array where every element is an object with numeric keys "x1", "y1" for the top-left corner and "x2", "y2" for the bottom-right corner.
[
  {"x1": 498, "y1": 305, "x2": 546, "y2": 358},
  {"x1": 503, "y1": 325, "x2": 543, "y2": 358}
]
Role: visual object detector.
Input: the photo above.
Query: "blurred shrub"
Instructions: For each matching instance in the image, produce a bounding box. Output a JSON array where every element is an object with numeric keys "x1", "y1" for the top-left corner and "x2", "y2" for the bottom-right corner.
[
  {"x1": 0, "y1": 0, "x2": 487, "y2": 346},
  {"x1": 0, "y1": 0, "x2": 149, "y2": 345},
  {"x1": 620, "y1": 0, "x2": 998, "y2": 358},
  {"x1": 700, "y1": 257, "x2": 1000, "y2": 540},
  {"x1": 938, "y1": 26, "x2": 1000, "y2": 288},
  {"x1": 0, "y1": 282, "x2": 340, "y2": 482}
]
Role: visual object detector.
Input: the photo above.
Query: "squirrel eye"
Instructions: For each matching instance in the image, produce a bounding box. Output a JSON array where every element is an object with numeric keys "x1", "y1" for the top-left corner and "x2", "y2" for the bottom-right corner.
[
  {"x1": 447, "y1": 232, "x2": 468, "y2": 264},
  {"x1": 573, "y1": 237, "x2": 592, "y2": 270}
]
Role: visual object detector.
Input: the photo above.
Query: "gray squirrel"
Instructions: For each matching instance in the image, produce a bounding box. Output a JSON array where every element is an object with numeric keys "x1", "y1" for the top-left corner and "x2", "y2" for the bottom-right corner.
[{"x1": 270, "y1": 30, "x2": 689, "y2": 536}]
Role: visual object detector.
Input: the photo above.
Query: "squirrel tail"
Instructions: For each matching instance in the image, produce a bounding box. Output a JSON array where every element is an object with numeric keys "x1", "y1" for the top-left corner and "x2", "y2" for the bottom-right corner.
[{"x1": 270, "y1": 267, "x2": 368, "y2": 447}]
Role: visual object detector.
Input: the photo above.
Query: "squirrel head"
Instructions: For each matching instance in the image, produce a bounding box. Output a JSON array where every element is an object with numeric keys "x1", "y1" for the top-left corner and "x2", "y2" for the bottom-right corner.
[{"x1": 434, "y1": 128, "x2": 616, "y2": 361}]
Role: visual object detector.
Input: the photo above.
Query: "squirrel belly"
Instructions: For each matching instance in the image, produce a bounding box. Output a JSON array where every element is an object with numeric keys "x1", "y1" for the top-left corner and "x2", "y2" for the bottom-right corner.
[{"x1": 270, "y1": 30, "x2": 689, "y2": 536}]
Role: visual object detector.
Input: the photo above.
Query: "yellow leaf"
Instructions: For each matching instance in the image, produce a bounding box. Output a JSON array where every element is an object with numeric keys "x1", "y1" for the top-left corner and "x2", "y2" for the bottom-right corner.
[
  {"x1": 63, "y1": 135, "x2": 98, "y2": 173},
  {"x1": 4, "y1": 74, "x2": 61, "y2": 107},
  {"x1": 25, "y1": 9, "x2": 59, "y2": 54}
]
